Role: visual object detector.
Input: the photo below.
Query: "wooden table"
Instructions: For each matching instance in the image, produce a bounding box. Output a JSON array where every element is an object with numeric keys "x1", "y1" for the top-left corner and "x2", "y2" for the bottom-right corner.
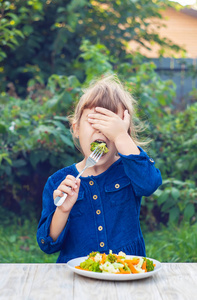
[{"x1": 0, "y1": 263, "x2": 196, "y2": 300}]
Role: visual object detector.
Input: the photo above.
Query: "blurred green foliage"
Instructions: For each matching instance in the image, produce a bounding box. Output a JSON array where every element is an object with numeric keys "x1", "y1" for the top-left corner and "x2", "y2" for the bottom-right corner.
[
  {"x1": 0, "y1": 0, "x2": 183, "y2": 96},
  {"x1": 0, "y1": 205, "x2": 58, "y2": 262},
  {"x1": 142, "y1": 103, "x2": 197, "y2": 228},
  {"x1": 0, "y1": 72, "x2": 82, "y2": 211},
  {"x1": 144, "y1": 221, "x2": 197, "y2": 262},
  {"x1": 0, "y1": 38, "x2": 196, "y2": 227},
  {"x1": 0, "y1": 0, "x2": 196, "y2": 233},
  {"x1": 0, "y1": 1, "x2": 24, "y2": 62}
]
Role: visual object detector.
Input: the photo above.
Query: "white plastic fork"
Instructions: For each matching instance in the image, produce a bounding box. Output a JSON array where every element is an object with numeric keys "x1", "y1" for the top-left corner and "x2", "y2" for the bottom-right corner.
[{"x1": 54, "y1": 147, "x2": 103, "y2": 207}]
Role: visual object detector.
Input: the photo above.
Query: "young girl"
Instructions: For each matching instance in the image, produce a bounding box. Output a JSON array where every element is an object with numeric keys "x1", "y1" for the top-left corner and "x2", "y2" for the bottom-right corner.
[{"x1": 37, "y1": 74, "x2": 162, "y2": 263}]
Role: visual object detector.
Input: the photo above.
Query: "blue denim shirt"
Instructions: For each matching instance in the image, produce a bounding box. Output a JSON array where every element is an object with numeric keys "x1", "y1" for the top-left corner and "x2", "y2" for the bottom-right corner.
[{"x1": 37, "y1": 147, "x2": 162, "y2": 263}]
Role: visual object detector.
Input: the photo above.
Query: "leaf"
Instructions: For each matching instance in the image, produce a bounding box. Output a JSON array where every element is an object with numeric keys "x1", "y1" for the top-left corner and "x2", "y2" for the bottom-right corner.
[
  {"x1": 171, "y1": 187, "x2": 180, "y2": 200},
  {"x1": 51, "y1": 120, "x2": 66, "y2": 131},
  {"x1": 169, "y1": 207, "x2": 180, "y2": 223},
  {"x1": 60, "y1": 134, "x2": 74, "y2": 148},
  {"x1": 171, "y1": 180, "x2": 186, "y2": 186},
  {"x1": 12, "y1": 159, "x2": 27, "y2": 168},
  {"x1": 9, "y1": 235, "x2": 17, "y2": 243},
  {"x1": 34, "y1": 125, "x2": 54, "y2": 135},
  {"x1": 45, "y1": 96, "x2": 59, "y2": 108},
  {"x1": 14, "y1": 29, "x2": 24, "y2": 38},
  {"x1": 67, "y1": 75, "x2": 81, "y2": 88},
  {"x1": 153, "y1": 189, "x2": 162, "y2": 197},
  {"x1": 54, "y1": 116, "x2": 69, "y2": 122},
  {"x1": 3, "y1": 156, "x2": 12, "y2": 165},
  {"x1": 6, "y1": 13, "x2": 20, "y2": 23},
  {"x1": 22, "y1": 25, "x2": 34, "y2": 35},
  {"x1": 0, "y1": 123, "x2": 7, "y2": 134},
  {"x1": 29, "y1": 151, "x2": 41, "y2": 168},
  {"x1": 157, "y1": 191, "x2": 169, "y2": 205},
  {"x1": 184, "y1": 203, "x2": 195, "y2": 220},
  {"x1": 5, "y1": 166, "x2": 11, "y2": 175},
  {"x1": 0, "y1": 153, "x2": 12, "y2": 165},
  {"x1": 161, "y1": 198, "x2": 175, "y2": 212}
]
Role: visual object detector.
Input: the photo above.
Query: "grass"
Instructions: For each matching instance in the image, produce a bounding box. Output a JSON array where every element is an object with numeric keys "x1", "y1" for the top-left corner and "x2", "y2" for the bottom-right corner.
[
  {"x1": 0, "y1": 206, "x2": 58, "y2": 263},
  {"x1": 144, "y1": 222, "x2": 197, "y2": 262},
  {"x1": 0, "y1": 206, "x2": 196, "y2": 263}
]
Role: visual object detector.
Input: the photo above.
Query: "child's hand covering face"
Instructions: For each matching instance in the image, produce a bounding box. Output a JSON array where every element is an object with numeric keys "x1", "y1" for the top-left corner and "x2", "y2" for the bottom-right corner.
[{"x1": 87, "y1": 107, "x2": 130, "y2": 143}]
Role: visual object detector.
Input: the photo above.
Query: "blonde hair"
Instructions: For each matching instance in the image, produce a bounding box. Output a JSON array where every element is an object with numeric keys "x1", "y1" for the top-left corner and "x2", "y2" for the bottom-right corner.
[{"x1": 69, "y1": 74, "x2": 149, "y2": 151}]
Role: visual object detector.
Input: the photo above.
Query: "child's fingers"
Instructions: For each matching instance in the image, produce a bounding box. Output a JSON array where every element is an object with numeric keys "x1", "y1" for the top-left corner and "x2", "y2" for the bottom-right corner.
[
  {"x1": 53, "y1": 189, "x2": 64, "y2": 199},
  {"x1": 75, "y1": 178, "x2": 81, "y2": 191},
  {"x1": 58, "y1": 184, "x2": 75, "y2": 196},
  {"x1": 60, "y1": 176, "x2": 77, "y2": 190},
  {"x1": 88, "y1": 113, "x2": 109, "y2": 122},
  {"x1": 61, "y1": 178, "x2": 77, "y2": 189},
  {"x1": 61, "y1": 175, "x2": 76, "y2": 185},
  {"x1": 53, "y1": 185, "x2": 73, "y2": 199},
  {"x1": 89, "y1": 122, "x2": 105, "y2": 133},
  {"x1": 95, "y1": 107, "x2": 115, "y2": 116},
  {"x1": 88, "y1": 117, "x2": 106, "y2": 126},
  {"x1": 53, "y1": 176, "x2": 78, "y2": 199},
  {"x1": 123, "y1": 110, "x2": 130, "y2": 130}
]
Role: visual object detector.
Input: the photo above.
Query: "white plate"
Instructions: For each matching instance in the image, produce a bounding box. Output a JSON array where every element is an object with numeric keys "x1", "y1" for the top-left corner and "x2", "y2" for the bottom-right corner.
[{"x1": 67, "y1": 255, "x2": 162, "y2": 281}]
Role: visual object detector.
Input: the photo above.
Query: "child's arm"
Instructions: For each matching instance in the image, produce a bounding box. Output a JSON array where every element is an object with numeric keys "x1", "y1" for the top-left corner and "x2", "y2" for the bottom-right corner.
[
  {"x1": 37, "y1": 174, "x2": 80, "y2": 253},
  {"x1": 88, "y1": 107, "x2": 162, "y2": 196},
  {"x1": 49, "y1": 175, "x2": 80, "y2": 241}
]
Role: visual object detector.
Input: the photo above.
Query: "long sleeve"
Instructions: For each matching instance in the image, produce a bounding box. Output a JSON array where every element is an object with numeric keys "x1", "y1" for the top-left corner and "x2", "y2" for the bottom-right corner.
[
  {"x1": 37, "y1": 176, "x2": 70, "y2": 254},
  {"x1": 119, "y1": 146, "x2": 162, "y2": 197}
]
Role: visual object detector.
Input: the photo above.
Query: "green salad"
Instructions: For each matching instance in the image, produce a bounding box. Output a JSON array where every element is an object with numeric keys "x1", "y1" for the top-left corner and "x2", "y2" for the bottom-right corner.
[{"x1": 75, "y1": 250, "x2": 155, "y2": 274}]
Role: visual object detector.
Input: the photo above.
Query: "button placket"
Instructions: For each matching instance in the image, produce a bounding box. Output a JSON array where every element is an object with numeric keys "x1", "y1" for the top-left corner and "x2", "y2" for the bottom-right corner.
[{"x1": 88, "y1": 178, "x2": 108, "y2": 251}]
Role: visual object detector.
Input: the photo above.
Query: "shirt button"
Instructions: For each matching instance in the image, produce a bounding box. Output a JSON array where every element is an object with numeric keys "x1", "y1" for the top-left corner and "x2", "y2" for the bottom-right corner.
[
  {"x1": 149, "y1": 158, "x2": 154, "y2": 163},
  {"x1": 96, "y1": 210, "x2": 101, "y2": 215},
  {"x1": 89, "y1": 181, "x2": 94, "y2": 186},
  {"x1": 100, "y1": 242, "x2": 105, "y2": 247},
  {"x1": 98, "y1": 226, "x2": 103, "y2": 231},
  {"x1": 115, "y1": 184, "x2": 120, "y2": 189},
  {"x1": 41, "y1": 239, "x2": 45, "y2": 244},
  {"x1": 93, "y1": 195, "x2": 98, "y2": 200}
]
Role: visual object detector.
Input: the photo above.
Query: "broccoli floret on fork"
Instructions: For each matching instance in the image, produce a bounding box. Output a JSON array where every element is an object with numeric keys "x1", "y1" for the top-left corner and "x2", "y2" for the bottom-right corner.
[{"x1": 90, "y1": 141, "x2": 109, "y2": 154}]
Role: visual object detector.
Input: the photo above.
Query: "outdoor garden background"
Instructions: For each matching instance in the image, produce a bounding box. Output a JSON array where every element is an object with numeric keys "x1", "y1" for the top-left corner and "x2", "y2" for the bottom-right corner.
[{"x1": 0, "y1": 0, "x2": 196, "y2": 263}]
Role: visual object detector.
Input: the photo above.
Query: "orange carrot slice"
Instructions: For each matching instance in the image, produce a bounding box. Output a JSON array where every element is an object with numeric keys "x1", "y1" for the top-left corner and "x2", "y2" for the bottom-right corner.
[
  {"x1": 142, "y1": 260, "x2": 147, "y2": 272},
  {"x1": 125, "y1": 258, "x2": 140, "y2": 265},
  {"x1": 117, "y1": 258, "x2": 126, "y2": 266},
  {"x1": 101, "y1": 253, "x2": 106, "y2": 264},
  {"x1": 116, "y1": 268, "x2": 130, "y2": 274},
  {"x1": 75, "y1": 266, "x2": 88, "y2": 271},
  {"x1": 126, "y1": 262, "x2": 140, "y2": 274}
]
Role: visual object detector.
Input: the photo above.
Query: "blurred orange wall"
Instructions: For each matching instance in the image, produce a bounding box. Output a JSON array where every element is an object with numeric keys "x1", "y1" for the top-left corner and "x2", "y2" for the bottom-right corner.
[{"x1": 128, "y1": 7, "x2": 197, "y2": 58}]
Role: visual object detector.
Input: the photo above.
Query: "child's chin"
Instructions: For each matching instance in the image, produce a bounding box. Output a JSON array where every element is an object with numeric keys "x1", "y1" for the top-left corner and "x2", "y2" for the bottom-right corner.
[
  {"x1": 101, "y1": 152, "x2": 107, "y2": 157},
  {"x1": 101, "y1": 151, "x2": 109, "y2": 159},
  {"x1": 98, "y1": 153, "x2": 109, "y2": 163}
]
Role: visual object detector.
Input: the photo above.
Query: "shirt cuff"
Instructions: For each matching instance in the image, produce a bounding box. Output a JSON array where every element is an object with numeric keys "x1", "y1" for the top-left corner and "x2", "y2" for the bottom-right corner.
[
  {"x1": 118, "y1": 146, "x2": 147, "y2": 159},
  {"x1": 38, "y1": 210, "x2": 70, "y2": 251},
  {"x1": 118, "y1": 146, "x2": 155, "y2": 165}
]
